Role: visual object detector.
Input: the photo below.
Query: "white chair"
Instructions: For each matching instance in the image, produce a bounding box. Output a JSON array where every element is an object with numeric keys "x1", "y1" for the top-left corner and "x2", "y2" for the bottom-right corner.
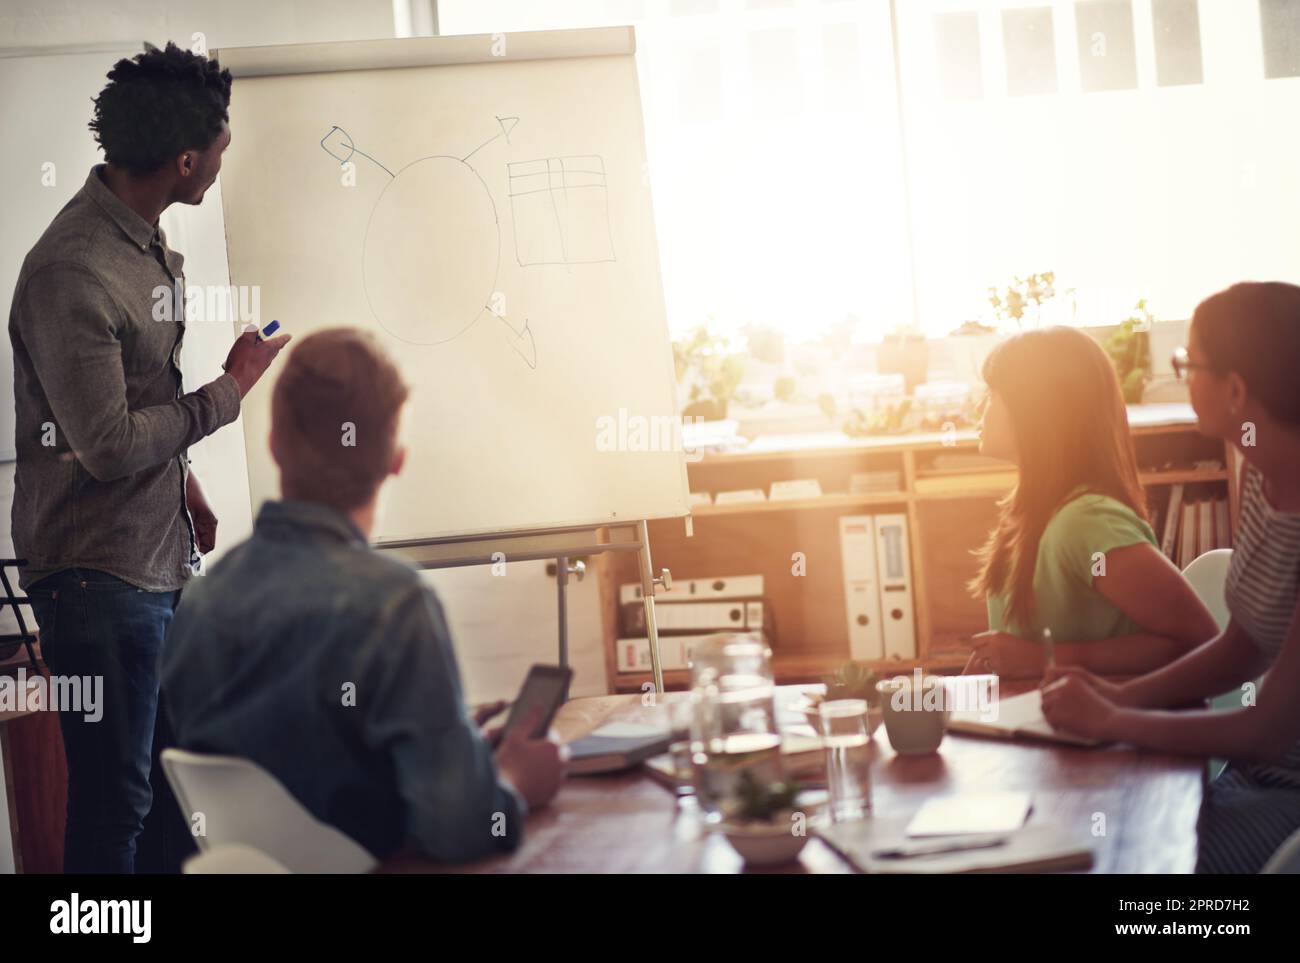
[
  {"x1": 1186, "y1": 554, "x2": 1300, "y2": 875},
  {"x1": 1262, "y1": 827, "x2": 1300, "y2": 874},
  {"x1": 1182, "y1": 549, "x2": 1235, "y2": 779},
  {"x1": 1182, "y1": 549, "x2": 1233, "y2": 631},
  {"x1": 161, "y1": 748, "x2": 377, "y2": 874},
  {"x1": 183, "y1": 844, "x2": 290, "y2": 874}
]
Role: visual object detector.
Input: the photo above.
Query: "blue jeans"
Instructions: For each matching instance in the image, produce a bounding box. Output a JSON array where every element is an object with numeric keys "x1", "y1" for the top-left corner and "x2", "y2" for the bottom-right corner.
[{"x1": 26, "y1": 569, "x2": 184, "y2": 874}]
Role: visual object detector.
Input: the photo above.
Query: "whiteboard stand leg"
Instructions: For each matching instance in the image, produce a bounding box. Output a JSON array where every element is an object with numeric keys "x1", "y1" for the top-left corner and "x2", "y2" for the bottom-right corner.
[
  {"x1": 556, "y1": 556, "x2": 569, "y2": 676},
  {"x1": 554, "y1": 556, "x2": 583, "y2": 701},
  {"x1": 636, "y1": 519, "x2": 671, "y2": 695}
]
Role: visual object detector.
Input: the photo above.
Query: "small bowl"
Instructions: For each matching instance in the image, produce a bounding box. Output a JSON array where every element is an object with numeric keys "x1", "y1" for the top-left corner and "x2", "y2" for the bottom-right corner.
[{"x1": 716, "y1": 820, "x2": 810, "y2": 867}]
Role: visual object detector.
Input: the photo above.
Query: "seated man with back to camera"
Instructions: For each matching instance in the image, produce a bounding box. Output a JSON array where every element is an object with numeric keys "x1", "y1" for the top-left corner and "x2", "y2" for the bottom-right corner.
[{"x1": 162, "y1": 327, "x2": 565, "y2": 863}]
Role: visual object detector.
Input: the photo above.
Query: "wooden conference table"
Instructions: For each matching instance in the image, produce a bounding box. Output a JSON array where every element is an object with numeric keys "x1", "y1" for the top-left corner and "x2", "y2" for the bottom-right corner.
[{"x1": 383, "y1": 684, "x2": 1204, "y2": 874}]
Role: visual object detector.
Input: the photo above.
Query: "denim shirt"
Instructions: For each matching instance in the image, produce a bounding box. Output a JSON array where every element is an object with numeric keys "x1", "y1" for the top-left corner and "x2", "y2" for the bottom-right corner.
[{"x1": 161, "y1": 499, "x2": 524, "y2": 862}]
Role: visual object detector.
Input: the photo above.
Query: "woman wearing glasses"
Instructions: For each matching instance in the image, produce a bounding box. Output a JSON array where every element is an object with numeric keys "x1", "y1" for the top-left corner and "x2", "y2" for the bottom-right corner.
[
  {"x1": 1043, "y1": 281, "x2": 1300, "y2": 873},
  {"x1": 964, "y1": 325, "x2": 1219, "y2": 679}
]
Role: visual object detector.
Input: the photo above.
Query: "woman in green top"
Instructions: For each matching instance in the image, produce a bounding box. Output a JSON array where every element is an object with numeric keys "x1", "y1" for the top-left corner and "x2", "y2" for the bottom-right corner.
[{"x1": 964, "y1": 326, "x2": 1218, "y2": 678}]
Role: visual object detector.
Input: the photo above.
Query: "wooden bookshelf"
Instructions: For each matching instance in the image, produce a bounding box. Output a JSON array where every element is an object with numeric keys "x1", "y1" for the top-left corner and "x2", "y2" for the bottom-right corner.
[
  {"x1": 691, "y1": 491, "x2": 909, "y2": 517},
  {"x1": 600, "y1": 405, "x2": 1236, "y2": 694},
  {"x1": 678, "y1": 468, "x2": 1228, "y2": 518}
]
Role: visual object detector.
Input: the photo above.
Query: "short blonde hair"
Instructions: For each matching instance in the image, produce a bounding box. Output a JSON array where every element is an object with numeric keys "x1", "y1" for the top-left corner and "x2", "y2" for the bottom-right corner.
[{"x1": 271, "y1": 328, "x2": 408, "y2": 511}]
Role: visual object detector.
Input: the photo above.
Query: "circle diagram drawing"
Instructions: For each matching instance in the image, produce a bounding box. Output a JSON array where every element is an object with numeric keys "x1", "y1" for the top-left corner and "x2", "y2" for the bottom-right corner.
[
  {"x1": 320, "y1": 119, "x2": 540, "y2": 367},
  {"x1": 361, "y1": 155, "x2": 500, "y2": 346}
]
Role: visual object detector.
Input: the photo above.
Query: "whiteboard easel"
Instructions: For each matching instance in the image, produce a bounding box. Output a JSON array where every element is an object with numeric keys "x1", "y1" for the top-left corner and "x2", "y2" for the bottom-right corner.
[{"x1": 215, "y1": 29, "x2": 687, "y2": 691}]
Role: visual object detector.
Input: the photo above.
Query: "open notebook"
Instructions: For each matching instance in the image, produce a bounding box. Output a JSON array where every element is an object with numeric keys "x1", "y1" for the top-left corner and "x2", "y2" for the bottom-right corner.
[{"x1": 948, "y1": 688, "x2": 1100, "y2": 747}]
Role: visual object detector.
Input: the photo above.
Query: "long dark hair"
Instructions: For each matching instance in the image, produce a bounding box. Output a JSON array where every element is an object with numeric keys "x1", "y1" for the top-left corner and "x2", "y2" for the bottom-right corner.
[{"x1": 969, "y1": 326, "x2": 1148, "y2": 629}]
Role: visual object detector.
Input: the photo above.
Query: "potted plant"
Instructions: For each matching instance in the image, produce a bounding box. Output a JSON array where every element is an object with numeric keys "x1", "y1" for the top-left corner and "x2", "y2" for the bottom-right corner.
[
  {"x1": 791, "y1": 661, "x2": 884, "y2": 732},
  {"x1": 715, "y1": 771, "x2": 810, "y2": 867},
  {"x1": 1104, "y1": 299, "x2": 1155, "y2": 404},
  {"x1": 822, "y1": 661, "x2": 884, "y2": 706},
  {"x1": 943, "y1": 319, "x2": 1002, "y2": 383},
  {"x1": 877, "y1": 324, "x2": 929, "y2": 394},
  {"x1": 987, "y1": 271, "x2": 1056, "y2": 330},
  {"x1": 842, "y1": 397, "x2": 914, "y2": 437},
  {"x1": 672, "y1": 323, "x2": 745, "y2": 421}
]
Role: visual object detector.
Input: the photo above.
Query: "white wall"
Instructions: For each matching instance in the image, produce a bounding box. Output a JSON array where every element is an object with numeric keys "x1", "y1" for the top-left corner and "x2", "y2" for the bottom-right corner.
[
  {"x1": 424, "y1": 563, "x2": 608, "y2": 704},
  {"x1": 0, "y1": 1, "x2": 398, "y2": 558},
  {"x1": 0, "y1": 0, "x2": 396, "y2": 50}
]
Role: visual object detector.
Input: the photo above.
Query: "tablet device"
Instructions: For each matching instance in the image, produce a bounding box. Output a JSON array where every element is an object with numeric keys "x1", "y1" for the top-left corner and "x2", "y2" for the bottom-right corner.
[{"x1": 503, "y1": 664, "x2": 572, "y2": 739}]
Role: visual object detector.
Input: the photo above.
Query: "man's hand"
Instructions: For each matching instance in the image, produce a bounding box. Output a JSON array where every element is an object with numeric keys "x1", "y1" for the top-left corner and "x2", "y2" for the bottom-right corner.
[
  {"x1": 494, "y1": 707, "x2": 567, "y2": 811},
  {"x1": 186, "y1": 471, "x2": 218, "y2": 554},
  {"x1": 474, "y1": 700, "x2": 508, "y2": 749},
  {"x1": 474, "y1": 700, "x2": 508, "y2": 728},
  {"x1": 223, "y1": 329, "x2": 292, "y2": 398}
]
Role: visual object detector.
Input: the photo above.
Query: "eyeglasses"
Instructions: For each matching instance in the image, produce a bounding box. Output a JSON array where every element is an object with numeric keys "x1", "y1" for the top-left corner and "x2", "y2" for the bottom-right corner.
[{"x1": 1171, "y1": 346, "x2": 1212, "y2": 381}]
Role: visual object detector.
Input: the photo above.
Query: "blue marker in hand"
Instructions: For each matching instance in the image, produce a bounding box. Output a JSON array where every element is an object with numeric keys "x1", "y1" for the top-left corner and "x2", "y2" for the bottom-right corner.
[{"x1": 257, "y1": 318, "x2": 281, "y2": 342}]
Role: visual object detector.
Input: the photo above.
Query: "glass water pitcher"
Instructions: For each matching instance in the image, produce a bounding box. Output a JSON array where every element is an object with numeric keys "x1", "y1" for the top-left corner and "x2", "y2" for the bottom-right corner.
[{"x1": 688, "y1": 632, "x2": 784, "y2": 822}]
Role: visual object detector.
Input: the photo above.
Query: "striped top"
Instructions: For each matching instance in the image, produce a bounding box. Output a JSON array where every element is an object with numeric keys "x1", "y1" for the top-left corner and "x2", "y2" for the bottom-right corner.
[{"x1": 1224, "y1": 464, "x2": 1300, "y2": 786}]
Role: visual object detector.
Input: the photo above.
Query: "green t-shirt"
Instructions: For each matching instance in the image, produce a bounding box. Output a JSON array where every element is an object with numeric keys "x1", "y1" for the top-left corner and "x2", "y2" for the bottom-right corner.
[{"x1": 986, "y1": 489, "x2": 1157, "y2": 642}]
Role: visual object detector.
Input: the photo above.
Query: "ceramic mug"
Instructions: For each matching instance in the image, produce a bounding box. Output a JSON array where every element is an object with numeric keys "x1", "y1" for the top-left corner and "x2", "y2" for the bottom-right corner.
[{"x1": 875, "y1": 674, "x2": 950, "y2": 755}]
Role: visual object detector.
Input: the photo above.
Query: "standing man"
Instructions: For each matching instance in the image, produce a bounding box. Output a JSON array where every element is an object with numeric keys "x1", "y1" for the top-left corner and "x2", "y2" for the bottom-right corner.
[{"x1": 8, "y1": 42, "x2": 288, "y2": 873}]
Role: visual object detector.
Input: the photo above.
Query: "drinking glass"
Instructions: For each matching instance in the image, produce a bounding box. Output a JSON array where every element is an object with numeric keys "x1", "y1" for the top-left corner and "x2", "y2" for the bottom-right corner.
[
  {"x1": 818, "y1": 699, "x2": 873, "y2": 823},
  {"x1": 666, "y1": 698, "x2": 696, "y2": 797}
]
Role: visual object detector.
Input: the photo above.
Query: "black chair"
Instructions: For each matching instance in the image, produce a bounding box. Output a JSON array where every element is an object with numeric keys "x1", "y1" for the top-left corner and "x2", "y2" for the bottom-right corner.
[{"x1": 0, "y1": 559, "x2": 40, "y2": 671}]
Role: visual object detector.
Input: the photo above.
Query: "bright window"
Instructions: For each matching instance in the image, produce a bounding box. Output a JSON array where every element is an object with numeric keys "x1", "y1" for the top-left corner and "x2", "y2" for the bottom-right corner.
[
  {"x1": 895, "y1": 0, "x2": 1300, "y2": 332},
  {"x1": 438, "y1": 0, "x2": 1300, "y2": 340},
  {"x1": 438, "y1": 0, "x2": 914, "y2": 343}
]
